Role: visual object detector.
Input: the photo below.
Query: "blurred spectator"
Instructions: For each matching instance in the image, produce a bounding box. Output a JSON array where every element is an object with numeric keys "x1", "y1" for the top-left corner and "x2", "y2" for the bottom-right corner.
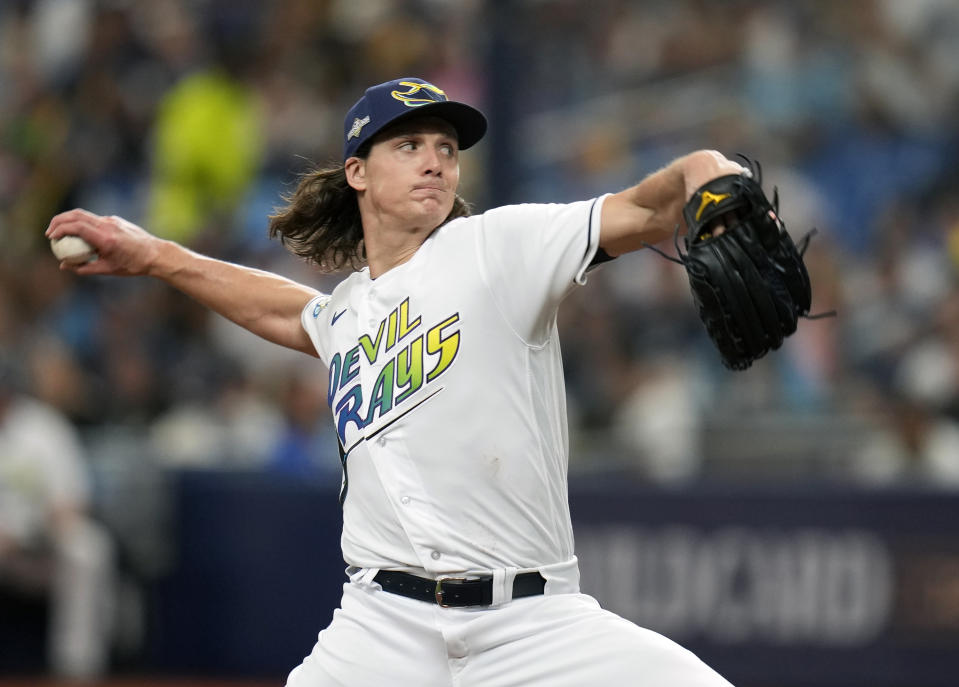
[
  {"x1": 148, "y1": 359, "x2": 283, "y2": 470},
  {"x1": 146, "y1": 6, "x2": 265, "y2": 244},
  {"x1": 266, "y1": 368, "x2": 341, "y2": 480},
  {"x1": 612, "y1": 354, "x2": 708, "y2": 484},
  {"x1": 852, "y1": 388, "x2": 959, "y2": 488},
  {"x1": 0, "y1": 356, "x2": 115, "y2": 680}
]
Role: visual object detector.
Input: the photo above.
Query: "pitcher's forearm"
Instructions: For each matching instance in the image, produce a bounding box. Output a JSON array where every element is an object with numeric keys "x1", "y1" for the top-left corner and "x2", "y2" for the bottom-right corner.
[
  {"x1": 600, "y1": 151, "x2": 746, "y2": 256},
  {"x1": 149, "y1": 240, "x2": 320, "y2": 354},
  {"x1": 46, "y1": 210, "x2": 321, "y2": 354}
]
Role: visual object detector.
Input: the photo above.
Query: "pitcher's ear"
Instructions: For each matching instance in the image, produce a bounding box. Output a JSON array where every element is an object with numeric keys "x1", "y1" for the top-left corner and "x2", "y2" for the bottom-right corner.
[{"x1": 344, "y1": 157, "x2": 366, "y2": 191}]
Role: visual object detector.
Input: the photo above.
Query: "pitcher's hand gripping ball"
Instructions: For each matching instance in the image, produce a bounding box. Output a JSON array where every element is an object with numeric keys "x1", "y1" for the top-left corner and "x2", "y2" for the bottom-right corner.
[
  {"x1": 649, "y1": 158, "x2": 830, "y2": 370},
  {"x1": 50, "y1": 235, "x2": 98, "y2": 265}
]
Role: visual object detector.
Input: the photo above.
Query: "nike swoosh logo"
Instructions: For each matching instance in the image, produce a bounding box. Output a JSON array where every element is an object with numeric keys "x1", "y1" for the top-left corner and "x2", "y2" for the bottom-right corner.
[{"x1": 331, "y1": 309, "x2": 347, "y2": 326}]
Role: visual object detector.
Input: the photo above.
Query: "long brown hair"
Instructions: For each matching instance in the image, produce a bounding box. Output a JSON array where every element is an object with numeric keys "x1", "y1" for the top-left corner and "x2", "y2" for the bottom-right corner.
[{"x1": 268, "y1": 152, "x2": 472, "y2": 273}]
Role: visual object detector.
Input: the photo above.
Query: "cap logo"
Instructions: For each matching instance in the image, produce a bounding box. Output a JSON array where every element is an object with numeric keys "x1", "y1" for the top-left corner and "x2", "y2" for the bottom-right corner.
[
  {"x1": 391, "y1": 81, "x2": 447, "y2": 107},
  {"x1": 347, "y1": 115, "x2": 371, "y2": 141}
]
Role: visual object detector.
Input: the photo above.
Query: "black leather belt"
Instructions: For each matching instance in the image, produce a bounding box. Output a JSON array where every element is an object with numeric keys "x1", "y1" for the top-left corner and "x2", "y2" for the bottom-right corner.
[{"x1": 373, "y1": 570, "x2": 546, "y2": 608}]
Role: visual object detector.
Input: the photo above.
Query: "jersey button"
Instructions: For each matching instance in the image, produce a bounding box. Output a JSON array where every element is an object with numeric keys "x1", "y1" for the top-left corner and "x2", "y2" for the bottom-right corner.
[
  {"x1": 377, "y1": 435, "x2": 387, "y2": 446},
  {"x1": 430, "y1": 551, "x2": 441, "y2": 560},
  {"x1": 400, "y1": 496, "x2": 411, "y2": 505}
]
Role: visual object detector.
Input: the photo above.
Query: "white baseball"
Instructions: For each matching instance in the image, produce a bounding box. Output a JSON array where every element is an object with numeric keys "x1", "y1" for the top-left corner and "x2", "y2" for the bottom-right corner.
[{"x1": 50, "y1": 235, "x2": 98, "y2": 264}]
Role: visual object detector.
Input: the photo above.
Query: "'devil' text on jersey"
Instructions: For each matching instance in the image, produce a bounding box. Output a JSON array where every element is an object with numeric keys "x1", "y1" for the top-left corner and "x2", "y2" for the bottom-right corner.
[{"x1": 327, "y1": 297, "x2": 460, "y2": 446}]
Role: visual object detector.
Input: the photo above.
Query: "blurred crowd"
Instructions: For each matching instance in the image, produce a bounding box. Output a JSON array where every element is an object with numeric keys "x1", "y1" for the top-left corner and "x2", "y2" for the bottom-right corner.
[
  {"x1": 509, "y1": 0, "x2": 959, "y2": 486},
  {"x1": 2, "y1": 0, "x2": 959, "y2": 679}
]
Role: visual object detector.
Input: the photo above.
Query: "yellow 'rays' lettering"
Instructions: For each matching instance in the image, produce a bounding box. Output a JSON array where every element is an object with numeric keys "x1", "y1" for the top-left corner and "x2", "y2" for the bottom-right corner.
[
  {"x1": 364, "y1": 360, "x2": 395, "y2": 425},
  {"x1": 395, "y1": 337, "x2": 424, "y2": 404},
  {"x1": 426, "y1": 314, "x2": 461, "y2": 382}
]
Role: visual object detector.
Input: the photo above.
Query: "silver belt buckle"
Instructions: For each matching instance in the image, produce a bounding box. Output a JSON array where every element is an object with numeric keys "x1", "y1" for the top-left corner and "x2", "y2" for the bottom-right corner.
[{"x1": 434, "y1": 576, "x2": 468, "y2": 607}]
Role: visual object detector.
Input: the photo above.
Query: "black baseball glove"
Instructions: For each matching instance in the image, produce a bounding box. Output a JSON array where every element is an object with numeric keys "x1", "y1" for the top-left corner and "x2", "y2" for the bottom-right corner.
[{"x1": 647, "y1": 158, "x2": 830, "y2": 371}]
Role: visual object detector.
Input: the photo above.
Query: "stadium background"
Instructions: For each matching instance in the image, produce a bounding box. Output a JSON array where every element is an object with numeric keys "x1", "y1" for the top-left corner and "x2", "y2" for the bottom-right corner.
[{"x1": 1, "y1": 0, "x2": 958, "y2": 685}]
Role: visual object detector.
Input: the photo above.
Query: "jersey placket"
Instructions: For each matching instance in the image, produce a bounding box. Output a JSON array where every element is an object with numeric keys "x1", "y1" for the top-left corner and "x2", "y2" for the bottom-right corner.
[{"x1": 357, "y1": 282, "x2": 461, "y2": 575}]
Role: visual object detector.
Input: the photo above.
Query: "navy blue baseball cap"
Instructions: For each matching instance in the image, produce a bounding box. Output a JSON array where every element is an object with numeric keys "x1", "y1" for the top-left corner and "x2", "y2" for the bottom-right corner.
[{"x1": 342, "y1": 77, "x2": 487, "y2": 161}]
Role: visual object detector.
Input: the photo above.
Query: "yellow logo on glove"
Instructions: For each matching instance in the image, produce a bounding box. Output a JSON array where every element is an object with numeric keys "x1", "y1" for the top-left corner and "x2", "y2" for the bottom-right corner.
[{"x1": 695, "y1": 191, "x2": 731, "y2": 221}]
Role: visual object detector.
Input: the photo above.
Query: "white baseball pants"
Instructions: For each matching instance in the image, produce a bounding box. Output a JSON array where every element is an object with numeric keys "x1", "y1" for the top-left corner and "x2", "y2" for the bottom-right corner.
[{"x1": 285, "y1": 579, "x2": 733, "y2": 686}]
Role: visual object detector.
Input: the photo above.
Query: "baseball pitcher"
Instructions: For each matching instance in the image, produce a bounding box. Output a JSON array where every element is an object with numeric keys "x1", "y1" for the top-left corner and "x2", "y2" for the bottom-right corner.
[{"x1": 46, "y1": 77, "x2": 819, "y2": 685}]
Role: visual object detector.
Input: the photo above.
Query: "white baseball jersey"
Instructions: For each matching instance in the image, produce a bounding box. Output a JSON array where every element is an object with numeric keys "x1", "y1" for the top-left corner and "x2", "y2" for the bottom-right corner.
[
  {"x1": 300, "y1": 196, "x2": 606, "y2": 580},
  {"x1": 291, "y1": 197, "x2": 736, "y2": 687}
]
